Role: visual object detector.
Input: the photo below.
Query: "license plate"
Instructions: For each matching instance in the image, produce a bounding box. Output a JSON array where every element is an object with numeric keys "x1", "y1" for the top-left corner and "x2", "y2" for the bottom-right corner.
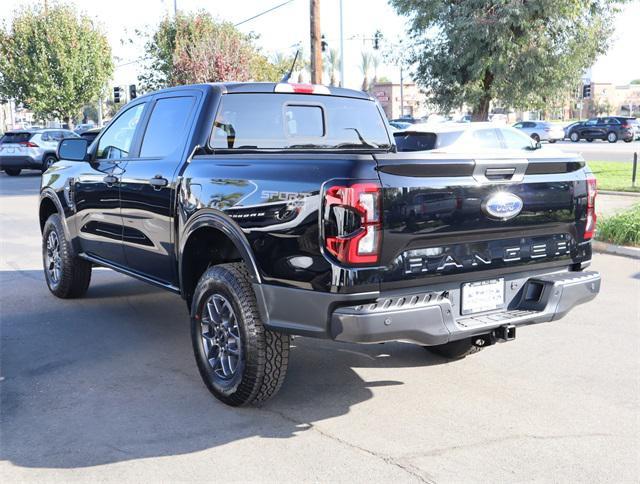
[{"x1": 461, "y1": 278, "x2": 504, "y2": 315}]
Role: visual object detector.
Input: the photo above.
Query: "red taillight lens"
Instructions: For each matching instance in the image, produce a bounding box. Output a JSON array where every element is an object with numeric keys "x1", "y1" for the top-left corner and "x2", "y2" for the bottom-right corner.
[
  {"x1": 584, "y1": 175, "x2": 597, "y2": 240},
  {"x1": 324, "y1": 182, "x2": 382, "y2": 265},
  {"x1": 19, "y1": 141, "x2": 39, "y2": 147}
]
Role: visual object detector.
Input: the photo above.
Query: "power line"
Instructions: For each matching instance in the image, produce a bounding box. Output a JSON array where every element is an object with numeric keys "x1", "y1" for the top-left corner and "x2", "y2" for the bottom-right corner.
[{"x1": 234, "y1": 0, "x2": 295, "y2": 27}]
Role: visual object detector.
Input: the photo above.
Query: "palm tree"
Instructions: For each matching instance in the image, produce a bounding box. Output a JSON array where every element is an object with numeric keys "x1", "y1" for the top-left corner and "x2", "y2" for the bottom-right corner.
[
  {"x1": 371, "y1": 54, "x2": 380, "y2": 87},
  {"x1": 325, "y1": 48, "x2": 340, "y2": 86},
  {"x1": 360, "y1": 51, "x2": 372, "y2": 92}
]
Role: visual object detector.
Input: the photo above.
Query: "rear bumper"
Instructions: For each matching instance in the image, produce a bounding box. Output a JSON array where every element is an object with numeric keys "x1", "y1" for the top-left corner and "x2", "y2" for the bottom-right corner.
[
  {"x1": 0, "y1": 155, "x2": 42, "y2": 169},
  {"x1": 256, "y1": 269, "x2": 600, "y2": 346}
]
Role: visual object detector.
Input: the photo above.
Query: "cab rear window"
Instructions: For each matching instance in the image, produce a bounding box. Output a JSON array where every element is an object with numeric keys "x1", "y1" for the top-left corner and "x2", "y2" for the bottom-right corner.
[{"x1": 211, "y1": 93, "x2": 390, "y2": 151}]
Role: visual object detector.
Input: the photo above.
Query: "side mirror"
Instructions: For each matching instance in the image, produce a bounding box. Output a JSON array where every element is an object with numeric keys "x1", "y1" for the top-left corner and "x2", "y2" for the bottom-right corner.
[{"x1": 57, "y1": 138, "x2": 89, "y2": 161}]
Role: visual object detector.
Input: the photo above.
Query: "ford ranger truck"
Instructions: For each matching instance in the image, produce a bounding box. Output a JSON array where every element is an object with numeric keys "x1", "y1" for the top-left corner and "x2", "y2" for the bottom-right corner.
[{"x1": 40, "y1": 82, "x2": 601, "y2": 406}]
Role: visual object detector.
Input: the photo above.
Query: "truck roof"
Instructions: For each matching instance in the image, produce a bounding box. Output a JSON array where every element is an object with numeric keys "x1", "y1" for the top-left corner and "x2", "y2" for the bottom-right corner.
[{"x1": 137, "y1": 82, "x2": 372, "y2": 101}]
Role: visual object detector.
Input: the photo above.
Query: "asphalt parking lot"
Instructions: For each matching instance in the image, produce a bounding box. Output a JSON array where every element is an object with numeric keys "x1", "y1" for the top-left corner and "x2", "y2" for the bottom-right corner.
[{"x1": 1, "y1": 172, "x2": 639, "y2": 483}]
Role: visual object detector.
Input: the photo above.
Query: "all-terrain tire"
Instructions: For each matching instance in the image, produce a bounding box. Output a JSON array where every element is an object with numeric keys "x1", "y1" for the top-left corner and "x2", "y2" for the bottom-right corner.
[
  {"x1": 42, "y1": 213, "x2": 92, "y2": 298},
  {"x1": 190, "y1": 263, "x2": 290, "y2": 406},
  {"x1": 426, "y1": 338, "x2": 482, "y2": 360}
]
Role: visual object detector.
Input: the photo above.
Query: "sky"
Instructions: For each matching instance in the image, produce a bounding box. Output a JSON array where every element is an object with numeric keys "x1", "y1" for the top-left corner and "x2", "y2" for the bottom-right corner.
[{"x1": 1, "y1": 0, "x2": 639, "y2": 90}]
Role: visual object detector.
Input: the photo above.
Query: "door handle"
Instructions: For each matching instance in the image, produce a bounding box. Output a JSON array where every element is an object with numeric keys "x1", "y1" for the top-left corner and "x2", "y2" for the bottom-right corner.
[
  {"x1": 149, "y1": 175, "x2": 168, "y2": 190},
  {"x1": 103, "y1": 175, "x2": 118, "y2": 186}
]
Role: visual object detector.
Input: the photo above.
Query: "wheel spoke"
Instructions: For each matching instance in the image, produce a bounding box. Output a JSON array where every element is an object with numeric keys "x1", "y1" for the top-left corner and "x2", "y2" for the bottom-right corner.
[{"x1": 199, "y1": 293, "x2": 242, "y2": 380}]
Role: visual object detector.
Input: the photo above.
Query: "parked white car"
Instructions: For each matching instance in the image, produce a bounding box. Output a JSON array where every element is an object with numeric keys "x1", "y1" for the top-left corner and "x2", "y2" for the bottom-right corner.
[{"x1": 512, "y1": 121, "x2": 564, "y2": 143}]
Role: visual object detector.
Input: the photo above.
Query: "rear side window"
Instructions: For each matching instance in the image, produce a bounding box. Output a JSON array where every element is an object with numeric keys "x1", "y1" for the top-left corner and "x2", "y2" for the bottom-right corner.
[
  {"x1": 140, "y1": 96, "x2": 196, "y2": 158},
  {"x1": 501, "y1": 128, "x2": 535, "y2": 150},
  {"x1": 211, "y1": 93, "x2": 390, "y2": 150},
  {"x1": 1, "y1": 132, "x2": 32, "y2": 144},
  {"x1": 394, "y1": 132, "x2": 437, "y2": 151},
  {"x1": 471, "y1": 128, "x2": 501, "y2": 149}
]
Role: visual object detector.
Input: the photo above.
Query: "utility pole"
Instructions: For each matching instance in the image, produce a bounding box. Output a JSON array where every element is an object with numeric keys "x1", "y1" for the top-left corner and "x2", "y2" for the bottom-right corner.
[
  {"x1": 339, "y1": 0, "x2": 345, "y2": 87},
  {"x1": 310, "y1": 0, "x2": 322, "y2": 84},
  {"x1": 399, "y1": 66, "x2": 404, "y2": 118}
]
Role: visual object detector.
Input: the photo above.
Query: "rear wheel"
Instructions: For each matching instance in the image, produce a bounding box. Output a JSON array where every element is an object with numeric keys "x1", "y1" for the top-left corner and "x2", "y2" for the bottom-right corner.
[
  {"x1": 426, "y1": 338, "x2": 482, "y2": 360},
  {"x1": 570, "y1": 132, "x2": 580, "y2": 142},
  {"x1": 548, "y1": 139, "x2": 556, "y2": 143},
  {"x1": 586, "y1": 138, "x2": 594, "y2": 142},
  {"x1": 42, "y1": 154, "x2": 57, "y2": 172},
  {"x1": 42, "y1": 214, "x2": 92, "y2": 298},
  {"x1": 191, "y1": 263, "x2": 290, "y2": 406},
  {"x1": 4, "y1": 168, "x2": 21, "y2": 176},
  {"x1": 607, "y1": 132, "x2": 618, "y2": 143},
  {"x1": 531, "y1": 133, "x2": 540, "y2": 143}
]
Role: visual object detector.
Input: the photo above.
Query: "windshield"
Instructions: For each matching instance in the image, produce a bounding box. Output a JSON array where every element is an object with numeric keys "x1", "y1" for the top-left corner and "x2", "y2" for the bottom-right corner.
[{"x1": 211, "y1": 93, "x2": 391, "y2": 151}]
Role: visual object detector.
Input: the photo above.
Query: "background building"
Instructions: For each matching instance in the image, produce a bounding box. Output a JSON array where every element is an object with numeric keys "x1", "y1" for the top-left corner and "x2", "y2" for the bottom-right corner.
[{"x1": 370, "y1": 82, "x2": 428, "y2": 119}]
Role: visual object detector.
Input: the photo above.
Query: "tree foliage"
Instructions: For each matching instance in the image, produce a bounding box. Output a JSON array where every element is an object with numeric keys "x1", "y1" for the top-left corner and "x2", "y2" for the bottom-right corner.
[
  {"x1": 137, "y1": 12, "x2": 290, "y2": 92},
  {"x1": 390, "y1": 0, "x2": 627, "y2": 120},
  {"x1": 0, "y1": 3, "x2": 113, "y2": 125}
]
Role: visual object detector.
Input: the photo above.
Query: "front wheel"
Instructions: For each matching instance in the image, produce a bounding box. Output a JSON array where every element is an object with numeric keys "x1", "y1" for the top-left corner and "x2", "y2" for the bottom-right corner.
[
  {"x1": 570, "y1": 132, "x2": 580, "y2": 142},
  {"x1": 4, "y1": 168, "x2": 21, "y2": 176},
  {"x1": 607, "y1": 132, "x2": 618, "y2": 143},
  {"x1": 42, "y1": 214, "x2": 92, "y2": 298},
  {"x1": 42, "y1": 154, "x2": 57, "y2": 172},
  {"x1": 531, "y1": 133, "x2": 540, "y2": 143},
  {"x1": 191, "y1": 263, "x2": 290, "y2": 406}
]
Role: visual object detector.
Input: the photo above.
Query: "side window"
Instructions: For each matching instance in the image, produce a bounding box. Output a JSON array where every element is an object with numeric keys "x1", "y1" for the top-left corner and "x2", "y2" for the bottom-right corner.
[
  {"x1": 501, "y1": 128, "x2": 534, "y2": 150},
  {"x1": 585, "y1": 119, "x2": 597, "y2": 126},
  {"x1": 97, "y1": 103, "x2": 145, "y2": 160},
  {"x1": 471, "y1": 128, "x2": 502, "y2": 149},
  {"x1": 513, "y1": 123, "x2": 523, "y2": 129},
  {"x1": 606, "y1": 118, "x2": 619, "y2": 125},
  {"x1": 41, "y1": 132, "x2": 50, "y2": 142},
  {"x1": 140, "y1": 96, "x2": 196, "y2": 158}
]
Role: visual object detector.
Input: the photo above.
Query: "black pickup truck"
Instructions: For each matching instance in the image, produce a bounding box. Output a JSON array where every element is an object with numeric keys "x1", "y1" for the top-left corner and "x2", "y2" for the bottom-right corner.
[{"x1": 39, "y1": 82, "x2": 600, "y2": 406}]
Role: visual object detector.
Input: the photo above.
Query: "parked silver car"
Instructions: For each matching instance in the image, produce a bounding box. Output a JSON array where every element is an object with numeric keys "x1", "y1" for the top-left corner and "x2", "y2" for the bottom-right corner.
[
  {"x1": 512, "y1": 121, "x2": 564, "y2": 143},
  {"x1": 0, "y1": 128, "x2": 78, "y2": 176}
]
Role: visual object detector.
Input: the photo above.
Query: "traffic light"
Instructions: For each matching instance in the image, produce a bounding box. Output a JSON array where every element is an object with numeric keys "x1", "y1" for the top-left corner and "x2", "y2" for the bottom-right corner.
[
  {"x1": 113, "y1": 86, "x2": 122, "y2": 104},
  {"x1": 129, "y1": 84, "x2": 137, "y2": 100},
  {"x1": 373, "y1": 30, "x2": 382, "y2": 50},
  {"x1": 321, "y1": 34, "x2": 328, "y2": 53},
  {"x1": 582, "y1": 84, "x2": 591, "y2": 98}
]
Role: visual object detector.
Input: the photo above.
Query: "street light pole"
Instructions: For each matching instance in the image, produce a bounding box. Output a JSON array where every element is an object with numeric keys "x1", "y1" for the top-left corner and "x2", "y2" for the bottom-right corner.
[{"x1": 339, "y1": 0, "x2": 345, "y2": 87}]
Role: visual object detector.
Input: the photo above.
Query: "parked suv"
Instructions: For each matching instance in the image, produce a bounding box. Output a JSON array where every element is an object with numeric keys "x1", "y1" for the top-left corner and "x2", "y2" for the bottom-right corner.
[
  {"x1": 513, "y1": 121, "x2": 564, "y2": 143},
  {"x1": 40, "y1": 82, "x2": 600, "y2": 406},
  {"x1": 0, "y1": 128, "x2": 78, "y2": 175},
  {"x1": 568, "y1": 117, "x2": 634, "y2": 143}
]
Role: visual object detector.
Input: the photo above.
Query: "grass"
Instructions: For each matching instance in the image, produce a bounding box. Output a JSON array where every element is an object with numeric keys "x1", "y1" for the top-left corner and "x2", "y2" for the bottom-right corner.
[
  {"x1": 587, "y1": 161, "x2": 640, "y2": 192},
  {"x1": 596, "y1": 204, "x2": 640, "y2": 247}
]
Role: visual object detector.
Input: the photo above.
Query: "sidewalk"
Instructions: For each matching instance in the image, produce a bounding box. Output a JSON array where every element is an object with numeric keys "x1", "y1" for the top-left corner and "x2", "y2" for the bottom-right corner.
[{"x1": 596, "y1": 192, "x2": 638, "y2": 218}]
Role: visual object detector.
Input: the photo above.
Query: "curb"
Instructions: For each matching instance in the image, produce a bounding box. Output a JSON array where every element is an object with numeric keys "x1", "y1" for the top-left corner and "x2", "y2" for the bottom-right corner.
[
  {"x1": 593, "y1": 240, "x2": 640, "y2": 259},
  {"x1": 599, "y1": 190, "x2": 640, "y2": 198}
]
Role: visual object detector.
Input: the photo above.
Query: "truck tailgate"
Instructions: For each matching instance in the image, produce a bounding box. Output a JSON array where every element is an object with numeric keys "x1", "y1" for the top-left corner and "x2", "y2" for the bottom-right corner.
[{"x1": 374, "y1": 151, "x2": 592, "y2": 289}]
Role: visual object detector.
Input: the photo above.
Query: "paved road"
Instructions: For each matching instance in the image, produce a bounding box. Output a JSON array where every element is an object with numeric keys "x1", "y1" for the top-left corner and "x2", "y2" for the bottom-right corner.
[
  {"x1": 1, "y1": 173, "x2": 639, "y2": 483},
  {"x1": 545, "y1": 139, "x2": 639, "y2": 163}
]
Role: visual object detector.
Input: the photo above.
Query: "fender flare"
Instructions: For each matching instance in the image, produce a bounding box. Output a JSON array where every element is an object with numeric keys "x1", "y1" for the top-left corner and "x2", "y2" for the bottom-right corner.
[
  {"x1": 179, "y1": 209, "x2": 262, "y2": 291},
  {"x1": 39, "y1": 188, "x2": 74, "y2": 245}
]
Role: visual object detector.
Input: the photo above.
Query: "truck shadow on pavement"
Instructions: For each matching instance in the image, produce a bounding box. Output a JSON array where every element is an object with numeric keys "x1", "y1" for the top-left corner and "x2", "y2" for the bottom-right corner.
[{"x1": 0, "y1": 268, "x2": 447, "y2": 469}]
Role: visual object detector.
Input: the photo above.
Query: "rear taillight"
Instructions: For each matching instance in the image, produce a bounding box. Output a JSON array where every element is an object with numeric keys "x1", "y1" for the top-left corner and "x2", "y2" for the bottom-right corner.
[
  {"x1": 584, "y1": 175, "x2": 597, "y2": 240},
  {"x1": 323, "y1": 182, "x2": 382, "y2": 265},
  {"x1": 19, "y1": 141, "x2": 39, "y2": 147}
]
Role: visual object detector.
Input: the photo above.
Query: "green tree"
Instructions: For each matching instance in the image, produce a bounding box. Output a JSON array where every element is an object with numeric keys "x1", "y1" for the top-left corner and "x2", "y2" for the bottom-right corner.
[
  {"x1": 390, "y1": 0, "x2": 626, "y2": 120},
  {"x1": 137, "y1": 12, "x2": 287, "y2": 91},
  {"x1": 0, "y1": 4, "x2": 113, "y2": 127},
  {"x1": 324, "y1": 48, "x2": 340, "y2": 86}
]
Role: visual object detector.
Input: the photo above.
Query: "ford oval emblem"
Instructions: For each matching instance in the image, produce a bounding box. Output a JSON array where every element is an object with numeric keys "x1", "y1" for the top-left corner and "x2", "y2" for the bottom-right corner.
[{"x1": 483, "y1": 192, "x2": 523, "y2": 220}]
